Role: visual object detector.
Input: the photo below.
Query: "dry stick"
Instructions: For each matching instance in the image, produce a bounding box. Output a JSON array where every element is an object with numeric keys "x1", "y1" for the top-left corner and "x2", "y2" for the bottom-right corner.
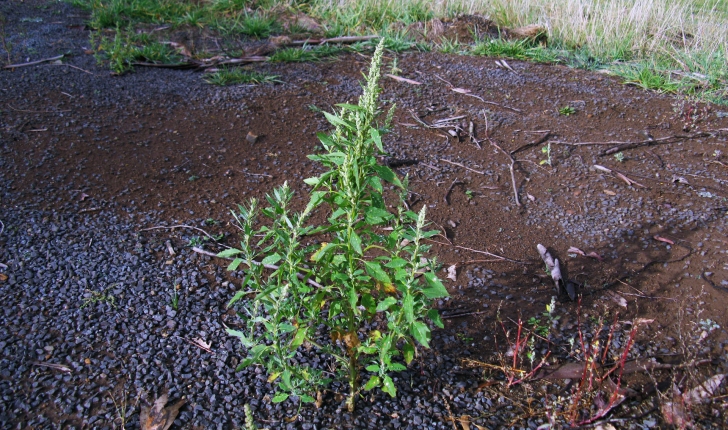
[
  {"x1": 510, "y1": 131, "x2": 550, "y2": 156},
  {"x1": 439, "y1": 158, "x2": 485, "y2": 175},
  {"x1": 483, "y1": 112, "x2": 521, "y2": 206},
  {"x1": 548, "y1": 132, "x2": 712, "y2": 155},
  {"x1": 435, "y1": 74, "x2": 522, "y2": 113},
  {"x1": 441, "y1": 396, "x2": 458, "y2": 430},
  {"x1": 4, "y1": 54, "x2": 64, "y2": 69},
  {"x1": 427, "y1": 239, "x2": 527, "y2": 264},
  {"x1": 51, "y1": 63, "x2": 94, "y2": 75},
  {"x1": 139, "y1": 224, "x2": 226, "y2": 245},
  {"x1": 191, "y1": 246, "x2": 325, "y2": 289},
  {"x1": 289, "y1": 35, "x2": 379, "y2": 45},
  {"x1": 32, "y1": 361, "x2": 71, "y2": 373},
  {"x1": 441, "y1": 310, "x2": 489, "y2": 319},
  {"x1": 444, "y1": 179, "x2": 463, "y2": 205},
  {"x1": 239, "y1": 169, "x2": 273, "y2": 178}
]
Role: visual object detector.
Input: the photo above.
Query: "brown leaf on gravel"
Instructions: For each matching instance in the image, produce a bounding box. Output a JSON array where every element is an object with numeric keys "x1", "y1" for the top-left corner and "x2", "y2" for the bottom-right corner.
[
  {"x1": 586, "y1": 251, "x2": 603, "y2": 261},
  {"x1": 446, "y1": 264, "x2": 457, "y2": 281},
  {"x1": 0, "y1": 273, "x2": 7, "y2": 282},
  {"x1": 567, "y1": 246, "x2": 586, "y2": 256},
  {"x1": 140, "y1": 392, "x2": 186, "y2": 430}
]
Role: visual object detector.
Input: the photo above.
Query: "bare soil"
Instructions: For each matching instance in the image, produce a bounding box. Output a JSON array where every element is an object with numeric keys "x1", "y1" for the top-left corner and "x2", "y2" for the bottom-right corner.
[{"x1": 2, "y1": 0, "x2": 728, "y2": 428}]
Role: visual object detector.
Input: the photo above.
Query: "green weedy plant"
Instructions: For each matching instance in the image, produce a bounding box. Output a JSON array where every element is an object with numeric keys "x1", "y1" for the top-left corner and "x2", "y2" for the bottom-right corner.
[{"x1": 220, "y1": 40, "x2": 449, "y2": 412}]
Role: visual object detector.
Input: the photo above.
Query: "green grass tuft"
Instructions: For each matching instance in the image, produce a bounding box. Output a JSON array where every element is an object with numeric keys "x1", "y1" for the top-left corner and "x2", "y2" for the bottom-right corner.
[{"x1": 204, "y1": 68, "x2": 281, "y2": 85}]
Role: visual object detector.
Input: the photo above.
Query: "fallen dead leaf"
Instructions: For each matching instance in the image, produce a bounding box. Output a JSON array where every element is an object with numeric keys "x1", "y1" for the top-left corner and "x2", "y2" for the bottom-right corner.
[
  {"x1": 140, "y1": 392, "x2": 186, "y2": 430},
  {"x1": 567, "y1": 246, "x2": 585, "y2": 256},
  {"x1": 385, "y1": 74, "x2": 422, "y2": 85},
  {"x1": 446, "y1": 264, "x2": 457, "y2": 282},
  {"x1": 604, "y1": 290, "x2": 627, "y2": 308},
  {"x1": 586, "y1": 251, "x2": 603, "y2": 261},
  {"x1": 604, "y1": 189, "x2": 616, "y2": 196},
  {"x1": 0, "y1": 273, "x2": 7, "y2": 282}
]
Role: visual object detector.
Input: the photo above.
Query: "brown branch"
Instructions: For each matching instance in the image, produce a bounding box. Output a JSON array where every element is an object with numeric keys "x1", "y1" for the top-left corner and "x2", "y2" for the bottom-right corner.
[
  {"x1": 439, "y1": 158, "x2": 485, "y2": 175},
  {"x1": 510, "y1": 131, "x2": 550, "y2": 155},
  {"x1": 482, "y1": 111, "x2": 520, "y2": 206},
  {"x1": 290, "y1": 35, "x2": 380, "y2": 45},
  {"x1": 444, "y1": 179, "x2": 463, "y2": 205},
  {"x1": 427, "y1": 239, "x2": 528, "y2": 264},
  {"x1": 4, "y1": 54, "x2": 64, "y2": 69},
  {"x1": 548, "y1": 132, "x2": 713, "y2": 155}
]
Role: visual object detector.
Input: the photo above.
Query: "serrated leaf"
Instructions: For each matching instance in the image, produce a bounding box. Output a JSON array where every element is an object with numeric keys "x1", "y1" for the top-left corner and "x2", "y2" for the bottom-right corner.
[
  {"x1": 422, "y1": 272, "x2": 449, "y2": 299},
  {"x1": 382, "y1": 375, "x2": 396, "y2": 397},
  {"x1": 402, "y1": 341, "x2": 415, "y2": 364},
  {"x1": 376, "y1": 296, "x2": 397, "y2": 312},
  {"x1": 226, "y1": 257, "x2": 243, "y2": 272},
  {"x1": 261, "y1": 253, "x2": 282, "y2": 266},
  {"x1": 403, "y1": 293, "x2": 414, "y2": 324},
  {"x1": 226, "y1": 290, "x2": 245, "y2": 308},
  {"x1": 371, "y1": 164, "x2": 403, "y2": 188},
  {"x1": 217, "y1": 248, "x2": 242, "y2": 258},
  {"x1": 349, "y1": 231, "x2": 363, "y2": 255},
  {"x1": 411, "y1": 321, "x2": 431, "y2": 348},
  {"x1": 303, "y1": 177, "x2": 319, "y2": 187},
  {"x1": 428, "y1": 308, "x2": 445, "y2": 329},
  {"x1": 272, "y1": 393, "x2": 289, "y2": 403},
  {"x1": 389, "y1": 363, "x2": 407, "y2": 372},
  {"x1": 364, "y1": 375, "x2": 381, "y2": 391},
  {"x1": 364, "y1": 261, "x2": 391, "y2": 284}
]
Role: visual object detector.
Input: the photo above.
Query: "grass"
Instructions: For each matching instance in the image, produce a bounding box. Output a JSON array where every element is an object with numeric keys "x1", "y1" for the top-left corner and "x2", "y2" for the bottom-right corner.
[
  {"x1": 204, "y1": 68, "x2": 280, "y2": 85},
  {"x1": 70, "y1": 0, "x2": 728, "y2": 102}
]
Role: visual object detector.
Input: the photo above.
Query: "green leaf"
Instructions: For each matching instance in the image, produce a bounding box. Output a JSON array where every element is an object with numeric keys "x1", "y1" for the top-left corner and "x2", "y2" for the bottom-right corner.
[
  {"x1": 371, "y1": 164, "x2": 403, "y2": 188},
  {"x1": 217, "y1": 248, "x2": 242, "y2": 258},
  {"x1": 261, "y1": 253, "x2": 282, "y2": 266},
  {"x1": 291, "y1": 327, "x2": 307, "y2": 348},
  {"x1": 370, "y1": 128, "x2": 384, "y2": 152},
  {"x1": 385, "y1": 258, "x2": 408, "y2": 268},
  {"x1": 388, "y1": 363, "x2": 407, "y2": 372},
  {"x1": 364, "y1": 261, "x2": 391, "y2": 284},
  {"x1": 348, "y1": 286, "x2": 359, "y2": 314},
  {"x1": 226, "y1": 257, "x2": 243, "y2": 271},
  {"x1": 364, "y1": 375, "x2": 381, "y2": 391},
  {"x1": 324, "y1": 111, "x2": 354, "y2": 130},
  {"x1": 361, "y1": 293, "x2": 376, "y2": 313},
  {"x1": 279, "y1": 323, "x2": 296, "y2": 333},
  {"x1": 422, "y1": 272, "x2": 450, "y2": 299},
  {"x1": 366, "y1": 364, "x2": 380, "y2": 372},
  {"x1": 349, "y1": 231, "x2": 363, "y2": 255},
  {"x1": 300, "y1": 395, "x2": 316, "y2": 403},
  {"x1": 402, "y1": 340, "x2": 415, "y2": 364},
  {"x1": 368, "y1": 175, "x2": 383, "y2": 194},
  {"x1": 410, "y1": 321, "x2": 431, "y2": 348},
  {"x1": 303, "y1": 177, "x2": 320, "y2": 186},
  {"x1": 365, "y1": 206, "x2": 391, "y2": 225},
  {"x1": 376, "y1": 296, "x2": 397, "y2": 312},
  {"x1": 428, "y1": 308, "x2": 445, "y2": 329},
  {"x1": 272, "y1": 393, "x2": 289, "y2": 403},
  {"x1": 226, "y1": 328, "x2": 254, "y2": 348},
  {"x1": 403, "y1": 293, "x2": 414, "y2": 324},
  {"x1": 382, "y1": 375, "x2": 397, "y2": 397},
  {"x1": 336, "y1": 103, "x2": 365, "y2": 112},
  {"x1": 226, "y1": 290, "x2": 245, "y2": 308}
]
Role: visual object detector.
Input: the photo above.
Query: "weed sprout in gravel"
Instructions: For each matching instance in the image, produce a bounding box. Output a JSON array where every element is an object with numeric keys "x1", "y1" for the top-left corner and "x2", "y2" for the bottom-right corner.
[{"x1": 219, "y1": 40, "x2": 449, "y2": 412}]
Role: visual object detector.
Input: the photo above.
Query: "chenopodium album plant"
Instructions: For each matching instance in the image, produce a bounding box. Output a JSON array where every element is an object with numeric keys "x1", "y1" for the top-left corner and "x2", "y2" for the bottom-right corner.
[{"x1": 219, "y1": 40, "x2": 449, "y2": 412}]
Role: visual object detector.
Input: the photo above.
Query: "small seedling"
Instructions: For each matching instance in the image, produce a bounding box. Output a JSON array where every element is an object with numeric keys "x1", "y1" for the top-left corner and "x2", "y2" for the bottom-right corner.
[
  {"x1": 559, "y1": 106, "x2": 576, "y2": 116},
  {"x1": 187, "y1": 236, "x2": 204, "y2": 247},
  {"x1": 613, "y1": 152, "x2": 625, "y2": 162},
  {"x1": 204, "y1": 68, "x2": 280, "y2": 86},
  {"x1": 465, "y1": 189, "x2": 474, "y2": 200},
  {"x1": 81, "y1": 286, "x2": 117, "y2": 309},
  {"x1": 540, "y1": 143, "x2": 552, "y2": 166},
  {"x1": 170, "y1": 291, "x2": 179, "y2": 310},
  {"x1": 188, "y1": 175, "x2": 199, "y2": 181},
  {"x1": 527, "y1": 316, "x2": 549, "y2": 337},
  {"x1": 205, "y1": 218, "x2": 219, "y2": 226}
]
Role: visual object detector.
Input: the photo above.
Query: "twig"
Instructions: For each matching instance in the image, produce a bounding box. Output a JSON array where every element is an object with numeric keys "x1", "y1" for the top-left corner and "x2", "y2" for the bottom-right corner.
[
  {"x1": 548, "y1": 132, "x2": 712, "y2": 155},
  {"x1": 239, "y1": 169, "x2": 273, "y2": 178},
  {"x1": 0, "y1": 220, "x2": 4, "y2": 236},
  {"x1": 484, "y1": 112, "x2": 520, "y2": 206},
  {"x1": 441, "y1": 310, "x2": 489, "y2": 319},
  {"x1": 435, "y1": 74, "x2": 521, "y2": 113},
  {"x1": 444, "y1": 179, "x2": 463, "y2": 205},
  {"x1": 32, "y1": 362, "x2": 71, "y2": 373},
  {"x1": 439, "y1": 158, "x2": 485, "y2": 175},
  {"x1": 78, "y1": 207, "x2": 101, "y2": 214},
  {"x1": 427, "y1": 239, "x2": 528, "y2": 264},
  {"x1": 4, "y1": 54, "x2": 64, "y2": 69},
  {"x1": 50, "y1": 63, "x2": 94, "y2": 75},
  {"x1": 592, "y1": 165, "x2": 646, "y2": 188},
  {"x1": 441, "y1": 396, "x2": 458, "y2": 430},
  {"x1": 191, "y1": 247, "x2": 324, "y2": 289},
  {"x1": 290, "y1": 35, "x2": 379, "y2": 45},
  {"x1": 510, "y1": 131, "x2": 550, "y2": 155},
  {"x1": 139, "y1": 224, "x2": 224, "y2": 244},
  {"x1": 421, "y1": 162, "x2": 441, "y2": 171}
]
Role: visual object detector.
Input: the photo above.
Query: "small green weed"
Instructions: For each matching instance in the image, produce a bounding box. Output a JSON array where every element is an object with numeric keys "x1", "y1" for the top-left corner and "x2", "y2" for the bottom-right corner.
[
  {"x1": 616, "y1": 64, "x2": 680, "y2": 93},
  {"x1": 81, "y1": 286, "x2": 117, "y2": 309},
  {"x1": 204, "y1": 68, "x2": 280, "y2": 86},
  {"x1": 237, "y1": 13, "x2": 277, "y2": 38},
  {"x1": 437, "y1": 38, "x2": 462, "y2": 54},
  {"x1": 559, "y1": 106, "x2": 576, "y2": 116},
  {"x1": 269, "y1": 47, "x2": 317, "y2": 62},
  {"x1": 222, "y1": 40, "x2": 448, "y2": 412},
  {"x1": 465, "y1": 189, "x2": 474, "y2": 200},
  {"x1": 540, "y1": 143, "x2": 552, "y2": 166},
  {"x1": 187, "y1": 236, "x2": 204, "y2": 247},
  {"x1": 613, "y1": 152, "x2": 625, "y2": 162},
  {"x1": 170, "y1": 291, "x2": 179, "y2": 310}
]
